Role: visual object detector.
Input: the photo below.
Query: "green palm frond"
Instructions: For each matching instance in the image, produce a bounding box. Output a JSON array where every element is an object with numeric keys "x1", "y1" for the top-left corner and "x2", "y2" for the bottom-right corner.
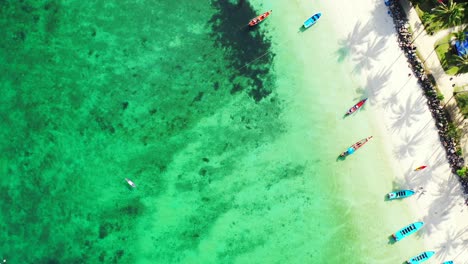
[
  {"x1": 454, "y1": 25, "x2": 467, "y2": 41},
  {"x1": 454, "y1": 54, "x2": 468, "y2": 75},
  {"x1": 431, "y1": 0, "x2": 465, "y2": 28}
]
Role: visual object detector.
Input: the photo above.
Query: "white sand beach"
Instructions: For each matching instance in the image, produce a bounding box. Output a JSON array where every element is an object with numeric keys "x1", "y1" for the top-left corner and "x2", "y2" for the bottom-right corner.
[
  {"x1": 322, "y1": 0, "x2": 468, "y2": 262},
  {"x1": 255, "y1": 0, "x2": 468, "y2": 262}
]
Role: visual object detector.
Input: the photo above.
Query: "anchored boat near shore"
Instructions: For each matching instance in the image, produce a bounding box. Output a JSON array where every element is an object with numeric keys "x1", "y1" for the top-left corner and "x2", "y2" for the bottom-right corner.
[
  {"x1": 387, "y1": 189, "x2": 415, "y2": 200},
  {"x1": 392, "y1": 222, "x2": 424, "y2": 241},
  {"x1": 340, "y1": 136, "x2": 373, "y2": 157},
  {"x1": 406, "y1": 251, "x2": 435, "y2": 264},
  {"x1": 345, "y1": 98, "x2": 368, "y2": 116},
  {"x1": 303, "y1": 13, "x2": 321, "y2": 28}
]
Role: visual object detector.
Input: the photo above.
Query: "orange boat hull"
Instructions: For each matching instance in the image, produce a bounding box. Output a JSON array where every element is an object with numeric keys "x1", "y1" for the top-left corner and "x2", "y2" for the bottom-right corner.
[{"x1": 249, "y1": 10, "x2": 272, "y2": 26}]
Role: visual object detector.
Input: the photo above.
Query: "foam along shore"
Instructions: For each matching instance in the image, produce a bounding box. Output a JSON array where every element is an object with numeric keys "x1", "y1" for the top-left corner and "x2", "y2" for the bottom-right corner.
[{"x1": 317, "y1": 0, "x2": 468, "y2": 262}]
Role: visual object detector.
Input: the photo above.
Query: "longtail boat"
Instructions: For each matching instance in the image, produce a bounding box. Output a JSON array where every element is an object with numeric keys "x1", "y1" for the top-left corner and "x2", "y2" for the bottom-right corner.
[
  {"x1": 303, "y1": 13, "x2": 321, "y2": 28},
  {"x1": 406, "y1": 251, "x2": 435, "y2": 264},
  {"x1": 442, "y1": 261, "x2": 454, "y2": 264},
  {"x1": 340, "y1": 136, "x2": 373, "y2": 157},
  {"x1": 345, "y1": 98, "x2": 368, "y2": 115},
  {"x1": 414, "y1": 165, "x2": 427, "y2": 171},
  {"x1": 387, "y1": 189, "x2": 415, "y2": 200},
  {"x1": 125, "y1": 178, "x2": 136, "y2": 188},
  {"x1": 249, "y1": 10, "x2": 272, "y2": 27},
  {"x1": 392, "y1": 222, "x2": 424, "y2": 241}
]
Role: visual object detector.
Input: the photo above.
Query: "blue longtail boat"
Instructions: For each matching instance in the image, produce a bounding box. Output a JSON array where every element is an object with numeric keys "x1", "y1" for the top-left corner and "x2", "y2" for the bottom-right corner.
[
  {"x1": 442, "y1": 261, "x2": 453, "y2": 264},
  {"x1": 392, "y1": 222, "x2": 424, "y2": 241},
  {"x1": 303, "y1": 13, "x2": 321, "y2": 28},
  {"x1": 387, "y1": 189, "x2": 415, "y2": 200},
  {"x1": 406, "y1": 251, "x2": 435, "y2": 264}
]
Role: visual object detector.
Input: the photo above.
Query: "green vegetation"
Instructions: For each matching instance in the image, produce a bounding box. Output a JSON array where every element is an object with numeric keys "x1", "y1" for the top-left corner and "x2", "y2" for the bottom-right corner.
[
  {"x1": 455, "y1": 91, "x2": 468, "y2": 117},
  {"x1": 434, "y1": 32, "x2": 468, "y2": 75},
  {"x1": 410, "y1": 0, "x2": 467, "y2": 33},
  {"x1": 437, "y1": 92, "x2": 445, "y2": 100},
  {"x1": 456, "y1": 167, "x2": 467, "y2": 178},
  {"x1": 446, "y1": 121, "x2": 463, "y2": 165},
  {"x1": 447, "y1": 121, "x2": 461, "y2": 140},
  {"x1": 409, "y1": 0, "x2": 468, "y2": 183},
  {"x1": 428, "y1": 0, "x2": 465, "y2": 32},
  {"x1": 454, "y1": 54, "x2": 468, "y2": 74}
]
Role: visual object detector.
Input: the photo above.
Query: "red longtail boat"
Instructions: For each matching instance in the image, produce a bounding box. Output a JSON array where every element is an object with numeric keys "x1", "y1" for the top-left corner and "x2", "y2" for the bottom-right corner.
[
  {"x1": 249, "y1": 10, "x2": 272, "y2": 27},
  {"x1": 345, "y1": 98, "x2": 368, "y2": 115}
]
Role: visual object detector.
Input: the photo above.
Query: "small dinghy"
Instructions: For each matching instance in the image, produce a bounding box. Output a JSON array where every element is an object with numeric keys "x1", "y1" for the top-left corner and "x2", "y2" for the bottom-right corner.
[
  {"x1": 303, "y1": 13, "x2": 321, "y2": 28},
  {"x1": 387, "y1": 189, "x2": 415, "y2": 200},
  {"x1": 414, "y1": 165, "x2": 427, "y2": 171},
  {"x1": 392, "y1": 222, "x2": 424, "y2": 241},
  {"x1": 406, "y1": 251, "x2": 435, "y2": 264},
  {"x1": 125, "y1": 178, "x2": 136, "y2": 188}
]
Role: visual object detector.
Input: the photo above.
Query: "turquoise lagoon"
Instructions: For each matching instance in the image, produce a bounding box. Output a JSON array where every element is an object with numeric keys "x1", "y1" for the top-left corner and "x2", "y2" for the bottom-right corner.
[{"x1": 0, "y1": 0, "x2": 422, "y2": 263}]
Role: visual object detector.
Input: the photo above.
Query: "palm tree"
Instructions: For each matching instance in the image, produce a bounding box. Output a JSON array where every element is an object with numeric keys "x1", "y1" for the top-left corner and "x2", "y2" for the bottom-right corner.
[
  {"x1": 433, "y1": 0, "x2": 465, "y2": 27},
  {"x1": 453, "y1": 25, "x2": 467, "y2": 41},
  {"x1": 431, "y1": 0, "x2": 465, "y2": 28},
  {"x1": 454, "y1": 54, "x2": 468, "y2": 74}
]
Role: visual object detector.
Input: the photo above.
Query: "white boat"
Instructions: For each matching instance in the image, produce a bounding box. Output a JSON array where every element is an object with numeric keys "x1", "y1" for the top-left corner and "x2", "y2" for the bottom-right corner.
[{"x1": 125, "y1": 178, "x2": 136, "y2": 188}]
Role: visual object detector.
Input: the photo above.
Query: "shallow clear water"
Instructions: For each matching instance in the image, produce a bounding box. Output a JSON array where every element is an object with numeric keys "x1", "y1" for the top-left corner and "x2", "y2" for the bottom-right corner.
[{"x1": 0, "y1": 0, "x2": 423, "y2": 263}]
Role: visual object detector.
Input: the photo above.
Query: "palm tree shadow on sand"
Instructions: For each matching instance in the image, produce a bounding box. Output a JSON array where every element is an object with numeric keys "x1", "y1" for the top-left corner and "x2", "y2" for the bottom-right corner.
[
  {"x1": 390, "y1": 178, "x2": 408, "y2": 191},
  {"x1": 336, "y1": 21, "x2": 372, "y2": 62},
  {"x1": 352, "y1": 36, "x2": 388, "y2": 73},
  {"x1": 382, "y1": 91, "x2": 399, "y2": 110},
  {"x1": 370, "y1": 0, "x2": 398, "y2": 37},
  {"x1": 354, "y1": 66, "x2": 392, "y2": 103},
  {"x1": 420, "y1": 176, "x2": 460, "y2": 236},
  {"x1": 389, "y1": 95, "x2": 426, "y2": 133},
  {"x1": 435, "y1": 226, "x2": 468, "y2": 261},
  {"x1": 407, "y1": 170, "x2": 430, "y2": 192},
  {"x1": 393, "y1": 131, "x2": 425, "y2": 160},
  {"x1": 425, "y1": 148, "x2": 449, "y2": 174},
  {"x1": 405, "y1": 149, "x2": 447, "y2": 189}
]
